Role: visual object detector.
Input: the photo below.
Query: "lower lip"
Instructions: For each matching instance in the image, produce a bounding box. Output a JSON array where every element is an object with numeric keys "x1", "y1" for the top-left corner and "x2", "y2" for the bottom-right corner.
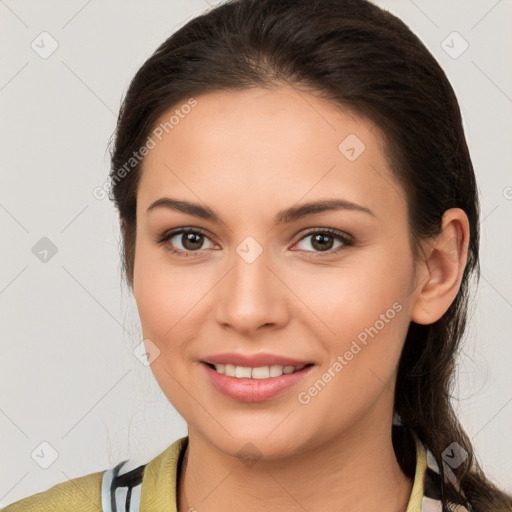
[{"x1": 201, "y1": 362, "x2": 314, "y2": 402}]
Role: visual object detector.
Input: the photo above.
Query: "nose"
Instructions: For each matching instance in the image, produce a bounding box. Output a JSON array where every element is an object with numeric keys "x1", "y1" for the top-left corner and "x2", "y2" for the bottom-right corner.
[{"x1": 214, "y1": 246, "x2": 290, "y2": 335}]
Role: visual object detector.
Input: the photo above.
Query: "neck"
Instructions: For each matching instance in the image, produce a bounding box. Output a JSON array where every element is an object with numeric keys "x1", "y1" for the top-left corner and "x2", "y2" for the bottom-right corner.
[{"x1": 177, "y1": 417, "x2": 413, "y2": 512}]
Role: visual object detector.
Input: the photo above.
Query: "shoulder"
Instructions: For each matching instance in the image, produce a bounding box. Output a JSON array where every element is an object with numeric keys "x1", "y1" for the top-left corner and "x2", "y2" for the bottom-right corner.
[
  {"x1": 1, "y1": 471, "x2": 103, "y2": 512},
  {"x1": 1, "y1": 437, "x2": 189, "y2": 512},
  {"x1": 139, "y1": 436, "x2": 188, "y2": 509}
]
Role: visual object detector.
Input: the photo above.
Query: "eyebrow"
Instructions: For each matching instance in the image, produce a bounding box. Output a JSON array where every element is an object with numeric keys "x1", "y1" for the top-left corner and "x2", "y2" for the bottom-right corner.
[{"x1": 146, "y1": 197, "x2": 375, "y2": 224}]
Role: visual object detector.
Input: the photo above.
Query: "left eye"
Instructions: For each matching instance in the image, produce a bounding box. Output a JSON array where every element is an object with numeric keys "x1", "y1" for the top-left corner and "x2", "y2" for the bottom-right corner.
[{"x1": 294, "y1": 229, "x2": 352, "y2": 254}]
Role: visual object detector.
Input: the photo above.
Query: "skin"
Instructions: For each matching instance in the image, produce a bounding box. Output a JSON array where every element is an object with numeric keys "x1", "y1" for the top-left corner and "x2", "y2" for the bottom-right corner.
[{"x1": 132, "y1": 85, "x2": 469, "y2": 512}]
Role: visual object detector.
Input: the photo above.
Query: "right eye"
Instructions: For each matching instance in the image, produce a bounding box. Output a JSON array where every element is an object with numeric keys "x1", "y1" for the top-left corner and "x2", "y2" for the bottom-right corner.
[{"x1": 157, "y1": 228, "x2": 216, "y2": 257}]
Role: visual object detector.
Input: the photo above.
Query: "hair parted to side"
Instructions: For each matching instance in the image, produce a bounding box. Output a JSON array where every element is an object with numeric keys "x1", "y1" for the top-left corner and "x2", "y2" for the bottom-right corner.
[{"x1": 108, "y1": 0, "x2": 512, "y2": 509}]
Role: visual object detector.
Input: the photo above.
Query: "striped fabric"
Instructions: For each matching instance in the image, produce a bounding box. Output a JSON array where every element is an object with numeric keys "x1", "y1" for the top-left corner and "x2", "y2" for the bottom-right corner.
[
  {"x1": 420, "y1": 445, "x2": 472, "y2": 512},
  {"x1": 101, "y1": 459, "x2": 146, "y2": 512}
]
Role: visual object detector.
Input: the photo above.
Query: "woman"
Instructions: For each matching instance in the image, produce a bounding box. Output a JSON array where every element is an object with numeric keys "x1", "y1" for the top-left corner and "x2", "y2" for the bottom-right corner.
[{"x1": 3, "y1": 0, "x2": 511, "y2": 510}]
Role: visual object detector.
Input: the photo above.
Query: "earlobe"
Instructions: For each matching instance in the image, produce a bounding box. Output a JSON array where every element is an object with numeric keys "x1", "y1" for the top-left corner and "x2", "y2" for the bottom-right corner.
[{"x1": 411, "y1": 208, "x2": 470, "y2": 325}]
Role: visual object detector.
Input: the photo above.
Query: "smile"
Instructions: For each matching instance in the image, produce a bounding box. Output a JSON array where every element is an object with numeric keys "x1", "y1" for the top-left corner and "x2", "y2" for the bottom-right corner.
[
  {"x1": 208, "y1": 363, "x2": 309, "y2": 379},
  {"x1": 201, "y1": 362, "x2": 314, "y2": 402}
]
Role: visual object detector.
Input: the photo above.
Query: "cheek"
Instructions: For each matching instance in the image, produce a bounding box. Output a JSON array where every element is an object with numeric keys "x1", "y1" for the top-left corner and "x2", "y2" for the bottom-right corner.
[
  {"x1": 133, "y1": 258, "x2": 172, "y2": 341},
  {"x1": 132, "y1": 249, "x2": 198, "y2": 408},
  {"x1": 132, "y1": 244, "x2": 216, "y2": 404},
  {"x1": 293, "y1": 281, "x2": 410, "y2": 432},
  {"x1": 133, "y1": 240, "x2": 201, "y2": 340},
  {"x1": 292, "y1": 240, "x2": 413, "y2": 397},
  {"x1": 294, "y1": 241, "x2": 413, "y2": 336}
]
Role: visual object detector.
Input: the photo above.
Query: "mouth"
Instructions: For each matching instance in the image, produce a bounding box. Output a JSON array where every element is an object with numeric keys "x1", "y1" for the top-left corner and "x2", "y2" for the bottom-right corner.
[
  {"x1": 204, "y1": 362, "x2": 313, "y2": 379},
  {"x1": 201, "y1": 361, "x2": 315, "y2": 402}
]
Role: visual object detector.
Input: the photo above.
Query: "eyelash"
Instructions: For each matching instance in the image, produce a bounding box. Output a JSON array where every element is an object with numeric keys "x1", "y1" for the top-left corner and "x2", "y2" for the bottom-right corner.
[{"x1": 156, "y1": 227, "x2": 354, "y2": 258}]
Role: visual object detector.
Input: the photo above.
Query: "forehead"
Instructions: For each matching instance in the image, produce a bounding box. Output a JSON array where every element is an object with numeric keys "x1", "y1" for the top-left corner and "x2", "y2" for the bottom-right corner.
[{"x1": 137, "y1": 86, "x2": 405, "y2": 221}]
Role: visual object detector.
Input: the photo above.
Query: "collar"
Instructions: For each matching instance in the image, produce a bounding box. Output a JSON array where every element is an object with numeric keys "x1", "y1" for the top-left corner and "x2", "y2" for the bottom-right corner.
[{"x1": 135, "y1": 435, "x2": 469, "y2": 511}]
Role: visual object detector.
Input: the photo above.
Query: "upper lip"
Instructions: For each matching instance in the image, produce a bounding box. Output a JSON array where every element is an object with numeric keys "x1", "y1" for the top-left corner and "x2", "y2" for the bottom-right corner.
[{"x1": 201, "y1": 352, "x2": 313, "y2": 367}]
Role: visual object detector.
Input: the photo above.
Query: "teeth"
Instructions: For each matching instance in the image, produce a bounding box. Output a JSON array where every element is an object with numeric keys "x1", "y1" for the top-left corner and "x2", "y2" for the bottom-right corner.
[
  {"x1": 212, "y1": 363, "x2": 306, "y2": 379},
  {"x1": 235, "y1": 366, "x2": 252, "y2": 378}
]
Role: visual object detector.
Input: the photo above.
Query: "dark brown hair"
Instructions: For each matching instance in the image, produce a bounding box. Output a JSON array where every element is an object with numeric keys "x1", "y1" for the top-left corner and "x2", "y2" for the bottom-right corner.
[{"x1": 108, "y1": 0, "x2": 512, "y2": 509}]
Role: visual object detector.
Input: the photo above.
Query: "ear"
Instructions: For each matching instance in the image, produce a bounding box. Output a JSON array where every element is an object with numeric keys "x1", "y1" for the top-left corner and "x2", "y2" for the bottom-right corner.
[{"x1": 411, "y1": 208, "x2": 470, "y2": 325}]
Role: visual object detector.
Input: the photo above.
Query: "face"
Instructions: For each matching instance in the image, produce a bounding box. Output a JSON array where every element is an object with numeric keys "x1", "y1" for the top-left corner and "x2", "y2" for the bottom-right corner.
[{"x1": 132, "y1": 85, "x2": 420, "y2": 459}]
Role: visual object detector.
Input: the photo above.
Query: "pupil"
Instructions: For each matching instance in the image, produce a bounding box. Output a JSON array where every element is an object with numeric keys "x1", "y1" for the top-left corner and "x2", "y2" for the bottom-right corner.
[
  {"x1": 312, "y1": 233, "x2": 333, "y2": 251},
  {"x1": 184, "y1": 233, "x2": 202, "y2": 250}
]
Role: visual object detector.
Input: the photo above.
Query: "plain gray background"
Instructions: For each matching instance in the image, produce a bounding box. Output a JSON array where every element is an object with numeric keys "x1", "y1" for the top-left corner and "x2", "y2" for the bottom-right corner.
[{"x1": 1, "y1": 0, "x2": 511, "y2": 506}]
